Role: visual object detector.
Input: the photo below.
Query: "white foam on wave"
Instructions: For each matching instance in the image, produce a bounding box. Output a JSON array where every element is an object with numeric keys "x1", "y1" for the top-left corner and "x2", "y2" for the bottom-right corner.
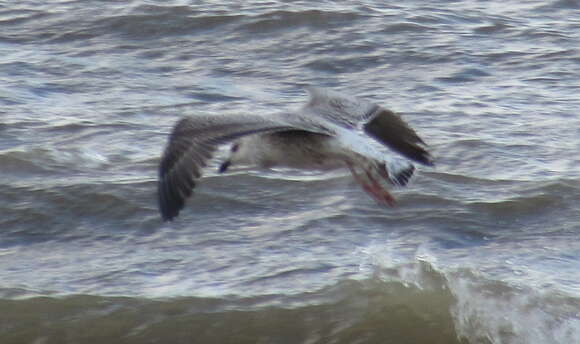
[
  {"x1": 357, "y1": 239, "x2": 580, "y2": 344},
  {"x1": 54, "y1": 146, "x2": 110, "y2": 169},
  {"x1": 447, "y1": 270, "x2": 580, "y2": 344}
]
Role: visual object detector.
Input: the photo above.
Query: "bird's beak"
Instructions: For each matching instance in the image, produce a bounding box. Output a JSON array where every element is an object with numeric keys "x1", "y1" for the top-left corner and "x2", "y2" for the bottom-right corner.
[{"x1": 218, "y1": 160, "x2": 231, "y2": 173}]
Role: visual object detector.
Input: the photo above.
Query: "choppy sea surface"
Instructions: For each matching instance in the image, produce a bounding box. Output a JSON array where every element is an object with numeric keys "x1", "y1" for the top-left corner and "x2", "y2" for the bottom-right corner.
[{"x1": 1, "y1": 1, "x2": 579, "y2": 343}]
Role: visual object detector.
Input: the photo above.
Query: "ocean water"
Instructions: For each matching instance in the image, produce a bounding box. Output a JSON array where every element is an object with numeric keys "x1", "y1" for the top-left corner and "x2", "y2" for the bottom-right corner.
[{"x1": 1, "y1": 0, "x2": 579, "y2": 343}]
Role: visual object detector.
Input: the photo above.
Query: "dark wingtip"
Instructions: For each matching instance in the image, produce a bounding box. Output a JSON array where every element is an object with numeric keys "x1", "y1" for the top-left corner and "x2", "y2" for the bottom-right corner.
[
  {"x1": 364, "y1": 109, "x2": 435, "y2": 167},
  {"x1": 159, "y1": 196, "x2": 179, "y2": 222},
  {"x1": 158, "y1": 197, "x2": 182, "y2": 222},
  {"x1": 158, "y1": 172, "x2": 194, "y2": 222},
  {"x1": 161, "y1": 213, "x2": 175, "y2": 222},
  {"x1": 158, "y1": 181, "x2": 180, "y2": 222},
  {"x1": 218, "y1": 160, "x2": 231, "y2": 173},
  {"x1": 419, "y1": 152, "x2": 435, "y2": 167},
  {"x1": 395, "y1": 146, "x2": 435, "y2": 167}
]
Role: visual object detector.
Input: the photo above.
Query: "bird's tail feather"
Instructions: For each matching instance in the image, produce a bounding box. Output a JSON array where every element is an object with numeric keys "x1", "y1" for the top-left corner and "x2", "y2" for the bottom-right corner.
[{"x1": 383, "y1": 159, "x2": 415, "y2": 187}]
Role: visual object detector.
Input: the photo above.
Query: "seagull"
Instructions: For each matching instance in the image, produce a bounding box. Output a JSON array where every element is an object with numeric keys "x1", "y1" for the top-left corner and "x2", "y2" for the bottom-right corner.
[{"x1": 158, "y1": 87, "x2": 433, "y2": 221}]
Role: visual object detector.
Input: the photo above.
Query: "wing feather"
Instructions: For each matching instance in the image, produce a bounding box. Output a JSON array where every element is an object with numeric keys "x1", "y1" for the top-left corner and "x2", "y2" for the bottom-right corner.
[
  {"x1": 364, "y1": 108, "x2": 434, "y2": 166},
  {"x1": 303, "y1": 87, "x2": 433, "y2": 166},
  {"x1": 158, "y1": 114, "x2": 300, "y2": 221}
]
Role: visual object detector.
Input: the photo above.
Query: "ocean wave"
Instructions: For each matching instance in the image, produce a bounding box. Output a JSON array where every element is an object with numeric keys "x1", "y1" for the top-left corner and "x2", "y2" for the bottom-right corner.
[
  {"x1": 0, "y1": 179, "x2": 155, "y2": 245},
  {"x1": 465, "y1": 179, "x2": 580, "y2": 218},
  {"x1": 239, "y1": 9, "x2": 362, "y2": 33},
  {"x1": 0, "y1": 281, "x2": 459, "y2": 343},
  {"x1": 0, "y1": 4, "x2": 244, "y2": 43},
  {"x1": 360, "y1": 245, "x2": 580, "y2": 344},
  {"x1": 1, "y1": 2, "x2": 579, "y2": 344},
  {"x1": 0, "y1": 145, "x2": 109, "y2": 176},
  {"x1": 0, "y1": 262, "x2": 577, "y2": 344},
  {"x1": 101, "y1": 10, "x2": 244, "y2": 40},
  {"x1": 6, "y1": 6, "x2": 363, "y2": 44}
]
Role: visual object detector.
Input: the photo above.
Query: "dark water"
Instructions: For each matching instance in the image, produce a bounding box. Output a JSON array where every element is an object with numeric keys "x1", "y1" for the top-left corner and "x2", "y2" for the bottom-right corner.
[{"x1": 1, "y1": 1, "x2": 579, "y2": 343}]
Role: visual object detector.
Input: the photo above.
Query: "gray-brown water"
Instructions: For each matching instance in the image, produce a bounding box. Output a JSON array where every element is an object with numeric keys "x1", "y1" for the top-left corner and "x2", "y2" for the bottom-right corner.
[{"x1": 1, "y1": 1, "x2": 579, "y2": 343}]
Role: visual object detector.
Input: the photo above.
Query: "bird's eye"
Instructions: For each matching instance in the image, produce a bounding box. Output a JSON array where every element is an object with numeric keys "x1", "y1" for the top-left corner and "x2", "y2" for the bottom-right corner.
[{"x1": 231, "y1": 143, "x2": 240, "y2": 152}]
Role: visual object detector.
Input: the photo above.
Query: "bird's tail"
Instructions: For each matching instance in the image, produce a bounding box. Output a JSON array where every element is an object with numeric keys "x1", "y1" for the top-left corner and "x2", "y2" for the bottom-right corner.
[{"x1": 383, "y1": 159, "x2": 415, "y2": 187}]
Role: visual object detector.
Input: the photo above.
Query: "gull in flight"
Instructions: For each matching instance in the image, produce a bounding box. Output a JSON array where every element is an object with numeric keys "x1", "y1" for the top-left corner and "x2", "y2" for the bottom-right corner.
[{"x1": 158, "y1": 87, "x2": 433, "y2": 221}]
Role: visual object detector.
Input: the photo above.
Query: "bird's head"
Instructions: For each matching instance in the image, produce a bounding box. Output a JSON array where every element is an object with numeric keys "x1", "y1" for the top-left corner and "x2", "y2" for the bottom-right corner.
[{"x1": 218, "y1": 142, "x2": 241, "y2": 173}]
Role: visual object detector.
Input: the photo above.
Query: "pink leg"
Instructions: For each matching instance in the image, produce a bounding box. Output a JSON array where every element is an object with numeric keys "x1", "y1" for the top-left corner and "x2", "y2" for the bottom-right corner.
[
  {"x1": 364, "y1": 169, "x2": 396, "y2": 206},
  {"x1": 346, "y1": 162, "x2": 396, "y2": 207}
]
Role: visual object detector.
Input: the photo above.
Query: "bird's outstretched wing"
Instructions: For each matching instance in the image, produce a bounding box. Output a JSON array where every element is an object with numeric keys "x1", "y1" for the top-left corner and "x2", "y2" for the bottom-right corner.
[
  {"x1": 364, "y1": 107, "x2": 434, "y2": 166},
  {"x1": 158, "y1": 114, "x2": 300, "y2": 221},
  {"x1": 303, "y1": 87, "x2": 434, "y2": 166}
]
